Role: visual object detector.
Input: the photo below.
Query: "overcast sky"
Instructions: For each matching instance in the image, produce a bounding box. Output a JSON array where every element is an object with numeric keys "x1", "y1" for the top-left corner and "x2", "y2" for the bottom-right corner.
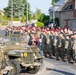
[{"x1": 0, "y1": 0, "x2": 52, "y2": 15}]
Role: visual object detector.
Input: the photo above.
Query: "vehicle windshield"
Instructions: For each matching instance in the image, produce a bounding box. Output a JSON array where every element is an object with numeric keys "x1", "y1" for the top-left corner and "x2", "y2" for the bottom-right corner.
[{"x1": 2, "y1": 32, "x2": 25, "y2": 46}]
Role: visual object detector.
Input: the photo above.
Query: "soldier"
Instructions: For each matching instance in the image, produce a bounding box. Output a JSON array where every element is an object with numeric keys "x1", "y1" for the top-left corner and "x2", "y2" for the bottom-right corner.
[
  {"x1": 60, "y1": 33, "x2": 66, "y2": 61},
  {"x1": 41, "y1": 30, "x2": 47, "y2": 57},
  {"x1": 65, "y1": 35, "x2": 72, "y2": 63},
  {"x1": 48, "y1": 31, "x2": 54, "y2": 58},
  {"x1": 70, "y1": 34, "x2": 75, "y2": 62},
  {"x1": 55, "y1": 31, "x2": 60, "y2": 60},
  {"x1": 46, "y1": 30, "x2": 52, "y2": 58},
  {"x1": 73, "y1": 33, "x2": 76, "y2": 65},
  {"x1": 51, "y1": 30, "x2": 56, "y2": 56}
]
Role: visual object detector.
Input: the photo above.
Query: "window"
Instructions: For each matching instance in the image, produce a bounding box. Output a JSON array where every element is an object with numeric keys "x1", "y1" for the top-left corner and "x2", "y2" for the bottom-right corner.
[{"x1": 63, "y1": 5, "x2": 73, "y2": 10}]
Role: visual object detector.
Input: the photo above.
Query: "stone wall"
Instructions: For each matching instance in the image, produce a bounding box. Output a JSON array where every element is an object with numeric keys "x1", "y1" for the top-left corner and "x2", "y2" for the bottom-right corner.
[{"x1": 60, "y1": 11, "x2": 73, "y2": 27}]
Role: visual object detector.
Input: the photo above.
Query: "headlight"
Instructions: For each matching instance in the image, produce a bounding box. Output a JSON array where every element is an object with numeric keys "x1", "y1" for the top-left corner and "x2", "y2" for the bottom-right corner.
[
  {"x1": 15, "y1": 42, "x2": 19, "y2": 45},
  {"x1": 24, "y1": 52, "x2": 27, "y2": 57}
]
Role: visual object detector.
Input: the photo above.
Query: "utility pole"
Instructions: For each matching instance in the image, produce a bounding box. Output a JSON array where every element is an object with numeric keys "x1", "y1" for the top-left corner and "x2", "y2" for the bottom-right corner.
[
  {"x1": 26, "y1": 0, "x2": 28, "y2": 24},
  {"x1": 11, "y1": 0, "x2": 13, "y2": 26}
]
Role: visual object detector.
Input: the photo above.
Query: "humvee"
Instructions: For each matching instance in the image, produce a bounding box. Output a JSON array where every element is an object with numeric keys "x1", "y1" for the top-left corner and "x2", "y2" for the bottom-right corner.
[{"x1": 1, "y1": 31, "x2": 43, "y2": 75}]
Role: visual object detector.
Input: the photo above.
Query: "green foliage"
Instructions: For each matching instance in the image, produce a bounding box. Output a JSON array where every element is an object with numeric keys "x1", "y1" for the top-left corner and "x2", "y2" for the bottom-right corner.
[
  {"x1": 36, "y1": 22, "x2": 44, "y2": 28},
  {"x1": 22, "y1": 16, "x2": 26, "y2": 22},
  {"x1": 38, "y1": 13, "x2": 49, "y2": 26},
  {"x1": 0, "y1": 15, "x2": 8, "y2": 26},
  {"x1": 51, "y1": 17, "x2": 60, "y2": 26},
  {"x1": 7, "y1": 18, "x2": 20, "y2": 21},
  {"x1": 4, "y1": 0, "x2": 32, "y2": 21},
  {"x1": 32, "y1": 8, "x2": 42, "y2": 20},
  {"x1": 36, "y1": 8, "x2": 42, "y2": 20},
  {"x1": 51, "y1": 0, "x2": 59, "y2": 5},
  {"x1": 38, "y1": 13, "x2": 45, "y2": 22},
  {"x1": 24, "y1": 1, "x2": 31, "y2": 21}
]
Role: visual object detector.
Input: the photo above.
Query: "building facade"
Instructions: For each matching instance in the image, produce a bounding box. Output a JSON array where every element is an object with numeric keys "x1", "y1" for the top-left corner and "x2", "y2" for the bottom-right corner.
[{"x1": 49, "y1": 0, "x2": 76, "y2": 31}]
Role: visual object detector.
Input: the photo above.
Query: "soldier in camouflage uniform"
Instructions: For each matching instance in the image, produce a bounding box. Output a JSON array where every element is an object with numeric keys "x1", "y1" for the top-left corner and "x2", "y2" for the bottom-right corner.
[
  {"x1": 46, "y1": 30, "x2": 52, "y2": 58},
  {"x1": 73, "y1": 33, "x2": 76, "y2": 65},
  {"x1": 40, "y1": 31, "x2": 47, "y2": 57},
  {"x1": 52, "y1": 31, "x2": 56, "y2": 56},
  {"x1": 60, "y1": 33, "x2": 66, "y2": 61},
  {"x1": 65, "y1": 35, "x2": 72, "y2": 62},
  {"x1": 48, "y1": 31, "x2": 54, "y2": 58},
  {"x1": 70, "y1": 34, "x2": 75, "y2": 61},
  {"x1": 55, "y1": 31, "x2": 60, "y2": 60}
]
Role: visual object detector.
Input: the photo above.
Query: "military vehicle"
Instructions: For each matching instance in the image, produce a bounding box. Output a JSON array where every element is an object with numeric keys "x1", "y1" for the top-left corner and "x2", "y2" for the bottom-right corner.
[{"x1": 1, "y1": 31, "x2": 43, "y2": 75}]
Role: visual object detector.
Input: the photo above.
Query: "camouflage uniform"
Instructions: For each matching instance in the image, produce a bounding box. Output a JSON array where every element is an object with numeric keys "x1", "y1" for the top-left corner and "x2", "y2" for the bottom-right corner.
[
  {"x1": 60, "y1": 36, "x2": 66, "y2": 60},
  {"x1": 49, "y1": 34, "x2": 54, "y2": 58},
  {"x1": 70, "y1": 37, "x2": 75, "y2": 61},
  {"x1": 41, "y1": 33, "x2": 47, "y2": 57},
  {"x1": 46, "y1": 33, "x2": 51, "y2": 57},
  {"x1": 65, "y1": 36, "x2": 72, "y2": 62},
  {"x1": 55, "y1": 35, "x2": 61, "y2": 60},
  {"x1": 52, "y1": 34, "x2": 56, "y2": 56},
  {"x1": 73, "y1": 37, "x2": 76, "y2": 63}
]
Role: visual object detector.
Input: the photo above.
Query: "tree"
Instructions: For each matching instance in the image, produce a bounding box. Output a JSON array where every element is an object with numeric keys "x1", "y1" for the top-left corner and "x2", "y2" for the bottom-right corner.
[
  {"x1": 24, "y1": 0, "x2": 32, "y2": 21},
  {"x1": 38, "y1": 13, "x2": 49, "y2": 26},
  {"x1": 4, "y1": 0, "x2": 31, "y2": 21},
  {"x1": 31, "y1": 8, "x2": 41, "y2": 20},
  {"x1": 38, "y1": 13, "x2": 45, "y2": 22},
  {"x1": 4, "y1": 0, "x2": 24, "y2": 18},
  {"x1": 51, "y1": 0, "x2": 59, "y2": 5}
]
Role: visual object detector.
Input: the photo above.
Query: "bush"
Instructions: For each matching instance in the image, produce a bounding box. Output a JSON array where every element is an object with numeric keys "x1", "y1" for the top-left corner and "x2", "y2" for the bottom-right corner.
[
  {"x1": 22, "y1": 16, "x2": 26, "y2": 22},
  {"x1": 36, "y1": 22, "x2": 44, "y2": 28},
  {"x1": 0, "y1": 15, "x2": 8, "y2": 26},
  {"x1": 6, "y1": 18, "x2": 20, "y2": 21}
]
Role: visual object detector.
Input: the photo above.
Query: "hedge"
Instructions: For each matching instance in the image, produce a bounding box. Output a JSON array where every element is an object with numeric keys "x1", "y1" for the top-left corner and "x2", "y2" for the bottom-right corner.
[{"x1": 36, "y1": 22, "x2": 44, "y2": 28}]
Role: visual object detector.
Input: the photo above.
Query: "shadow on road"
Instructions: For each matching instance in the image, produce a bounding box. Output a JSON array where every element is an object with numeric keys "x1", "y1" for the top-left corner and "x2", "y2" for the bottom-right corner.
[
  {"x1": 46, "y1": 68, "x2": 75, "y2": 75},
  {"x1": 20, "y1": 69, "x2": 27, "y2": 73}
]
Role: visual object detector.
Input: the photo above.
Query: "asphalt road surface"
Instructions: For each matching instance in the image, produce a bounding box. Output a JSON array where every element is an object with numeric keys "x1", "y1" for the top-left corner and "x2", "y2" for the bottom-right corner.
[{"x1": 19, "y1": 58, "x2": 76, "y2": 75}]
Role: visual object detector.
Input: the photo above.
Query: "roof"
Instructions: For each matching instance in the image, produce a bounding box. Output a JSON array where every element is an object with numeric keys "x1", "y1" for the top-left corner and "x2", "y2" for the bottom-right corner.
[
  {"x1": 49, "y1": 0, "x2": 71, "y2": 12},
  {"x1": 54, "y1": 0, "x2": 68, "y2": 6}
]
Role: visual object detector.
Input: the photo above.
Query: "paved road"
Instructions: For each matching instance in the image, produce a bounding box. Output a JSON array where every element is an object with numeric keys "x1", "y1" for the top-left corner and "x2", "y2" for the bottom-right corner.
[
  {"x1": 45, "y1": 58, "x2": 76, "y2": 75},
  {"x1": 19, "y1": 58, "x2": 76, "y2": 75}
]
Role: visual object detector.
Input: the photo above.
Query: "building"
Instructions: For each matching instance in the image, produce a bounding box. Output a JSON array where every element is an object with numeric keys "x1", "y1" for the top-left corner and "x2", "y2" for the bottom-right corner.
[{"x1": 49, "y1": 0, "x2": 76, "y2": 31}]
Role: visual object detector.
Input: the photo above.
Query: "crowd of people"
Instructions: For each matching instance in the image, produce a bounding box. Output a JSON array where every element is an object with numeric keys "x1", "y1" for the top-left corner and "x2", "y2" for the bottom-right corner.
[{"x1": 5, "y1": 25, "x2": 76, "y2": 64}]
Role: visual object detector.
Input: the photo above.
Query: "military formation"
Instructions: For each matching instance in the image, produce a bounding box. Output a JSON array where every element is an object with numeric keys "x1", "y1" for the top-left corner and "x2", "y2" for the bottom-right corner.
[{"x1": 5, "y1": 25, "x2": 76, "y2": 65}]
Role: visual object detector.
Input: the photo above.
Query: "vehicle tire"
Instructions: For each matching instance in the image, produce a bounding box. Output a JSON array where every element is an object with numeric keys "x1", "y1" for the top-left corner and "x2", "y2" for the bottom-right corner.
[
  {"x1": 27, "y1": 66, "x2": 40, "y2": 74},
  {"x1": 1, "y1": 60, "x2": 10, "y2": 75},
  {"x1": 8, "y1": 60, "x2": 21, "y2": 75}
]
